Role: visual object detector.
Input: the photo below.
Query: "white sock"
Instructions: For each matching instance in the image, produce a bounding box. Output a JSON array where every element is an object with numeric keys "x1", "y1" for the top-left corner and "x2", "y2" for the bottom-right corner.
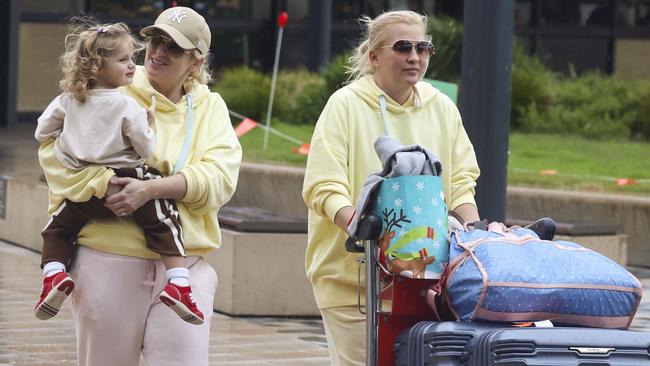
[
  {"x1": 43, "y1": 261, "x2": 66, "y2": 277},
  {"x1": 167, "y1": 267, "x2": 190, "y2": 287}
]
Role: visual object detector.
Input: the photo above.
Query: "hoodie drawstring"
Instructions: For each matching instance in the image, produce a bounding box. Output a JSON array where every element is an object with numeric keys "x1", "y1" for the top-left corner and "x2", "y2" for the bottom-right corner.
[
  {"x1": 149, "y1": 94, "x2": 157, "y2": 112},
  {"x1": 172, "y1": 94, "x2": 194, "y2": 174},
  {"x1": 379, "y1": 95, "x2": 390, "y2": 136}
]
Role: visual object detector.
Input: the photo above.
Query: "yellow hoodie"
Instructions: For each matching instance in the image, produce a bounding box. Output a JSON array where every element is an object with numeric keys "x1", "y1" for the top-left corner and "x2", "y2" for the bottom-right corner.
[
  {"x1": 38, "y1": 66, "x2": 242, "y2": 258},
  {"x1": 302, "y1": 76, "x2": 479, "y2": 309}
]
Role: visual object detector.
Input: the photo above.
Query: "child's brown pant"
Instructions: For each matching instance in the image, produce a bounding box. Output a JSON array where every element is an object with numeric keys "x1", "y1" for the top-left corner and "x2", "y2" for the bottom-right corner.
[{"x1": 40, "y1": 165, "x2": 184, "y2": 268}]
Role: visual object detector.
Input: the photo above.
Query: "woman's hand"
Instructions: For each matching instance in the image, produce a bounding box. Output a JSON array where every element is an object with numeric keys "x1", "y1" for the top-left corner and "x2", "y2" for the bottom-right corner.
[{"x1": 105, "y1": 176, "x2": 152, "y2": 217}]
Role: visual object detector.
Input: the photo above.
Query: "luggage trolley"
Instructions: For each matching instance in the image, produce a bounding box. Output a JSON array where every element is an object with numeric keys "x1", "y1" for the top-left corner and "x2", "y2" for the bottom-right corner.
[
  {"x1": 346, "y1": 214, "x2": 437, "y2": 366},
  {"x1": 347, "y1": 216, "x2": 650, "y2": 366}
]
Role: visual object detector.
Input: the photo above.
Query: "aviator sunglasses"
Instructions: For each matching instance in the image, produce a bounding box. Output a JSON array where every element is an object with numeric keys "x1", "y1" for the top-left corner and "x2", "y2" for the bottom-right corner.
[
  {"x1": 145, "y1": 33, "x2": 192, "y2": 57},
  {"x1": 380, "y1": 40, "x2": 435, "y2": 57}
]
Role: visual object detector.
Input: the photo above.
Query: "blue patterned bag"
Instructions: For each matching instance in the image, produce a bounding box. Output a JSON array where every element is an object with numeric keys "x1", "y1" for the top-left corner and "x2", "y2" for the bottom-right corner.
[
  {"x1": 443, "y1": 223, "x2": 643, "y2": 329},
  {"x1": 373, "y1": 175, "x2": 448, "y2": 279}
]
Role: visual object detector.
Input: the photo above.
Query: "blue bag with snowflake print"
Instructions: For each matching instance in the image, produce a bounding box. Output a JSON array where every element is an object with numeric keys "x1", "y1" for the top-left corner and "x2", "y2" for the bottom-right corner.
[
  {"x1": 442, "y1": 223, "x2": 643, "y2": 329},
  {"x1": 372, "y1": 175, "x2": 448, "y2": 279}
]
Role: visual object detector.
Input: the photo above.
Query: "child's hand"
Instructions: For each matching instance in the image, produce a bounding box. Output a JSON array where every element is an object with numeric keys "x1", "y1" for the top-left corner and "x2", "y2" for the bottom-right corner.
[
  {"x1": 105, "y1": 181, "x2": 122, "y2": 198},
  {"x1": 146, "y1": 109, "x2": 156, "y2": 131}
]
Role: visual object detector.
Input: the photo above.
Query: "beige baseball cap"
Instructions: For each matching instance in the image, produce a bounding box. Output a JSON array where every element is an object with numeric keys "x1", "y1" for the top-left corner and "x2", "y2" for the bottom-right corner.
[{"x1": 141, "y1": 6, "x2": 211, "y2": 56}]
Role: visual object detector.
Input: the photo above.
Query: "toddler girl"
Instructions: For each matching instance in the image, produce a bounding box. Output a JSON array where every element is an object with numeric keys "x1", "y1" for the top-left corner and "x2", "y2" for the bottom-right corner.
[{"x1": 34, "y1": 19, "x2": 203, "y2": 325}]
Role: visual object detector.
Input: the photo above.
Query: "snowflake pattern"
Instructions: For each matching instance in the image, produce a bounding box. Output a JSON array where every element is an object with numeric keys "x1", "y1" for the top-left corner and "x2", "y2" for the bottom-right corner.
[{"x1": 377, "y1": 176, "x2": 449, "y2": 279}]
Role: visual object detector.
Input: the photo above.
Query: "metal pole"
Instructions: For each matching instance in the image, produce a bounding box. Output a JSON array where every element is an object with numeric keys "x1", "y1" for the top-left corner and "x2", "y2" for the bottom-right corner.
[
  {"x1": 263, "y1": 12, "x2": 288, "y2": 150},
  {"x1": 365, "y1": 240, "x2": 378, "y2": 366},
  {"x1": 460, "y1": 0, "x2": 514, "y2": 222}
]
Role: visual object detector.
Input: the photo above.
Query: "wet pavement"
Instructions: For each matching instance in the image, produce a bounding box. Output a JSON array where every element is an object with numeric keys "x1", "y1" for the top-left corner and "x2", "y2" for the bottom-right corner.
[
  {"x1": 2, "y1": 238, "x2": 650, "y2": 365},
  {"x1": 0, "y1": 240, "x2": 329, "y2": 366}
]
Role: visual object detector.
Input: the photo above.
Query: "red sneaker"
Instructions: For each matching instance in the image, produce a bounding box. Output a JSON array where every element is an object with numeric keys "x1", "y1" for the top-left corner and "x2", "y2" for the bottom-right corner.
[
  {"x1": 35, "y1": 272, "x2": 75, "y2": 320},
  {"x1": 159, "y1": 283, "x2": 204, "y2": 325}
]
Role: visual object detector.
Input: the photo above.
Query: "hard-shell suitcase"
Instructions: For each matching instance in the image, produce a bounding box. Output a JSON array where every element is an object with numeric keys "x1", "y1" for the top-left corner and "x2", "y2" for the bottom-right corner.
[
  {"x1": 393, "y1": 321, "x2": 505, "y2": 366},
  {"x1": 466, "y1": 327, "x2": 650, "y2": 365}
]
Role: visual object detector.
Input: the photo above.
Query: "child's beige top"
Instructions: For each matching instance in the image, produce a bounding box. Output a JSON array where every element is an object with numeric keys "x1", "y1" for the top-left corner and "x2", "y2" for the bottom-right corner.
[{"x1": 35, "y1": 89, "x2": 155, "y2": 170}]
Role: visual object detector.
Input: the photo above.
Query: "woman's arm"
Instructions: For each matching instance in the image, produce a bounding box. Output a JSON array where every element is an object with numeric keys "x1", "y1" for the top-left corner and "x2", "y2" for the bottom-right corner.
[
  {"x1": 104, "y1": 173, "x2": 186, "y2": 215},
  {"x1": 333, "y1": 206, "x2": 355, "y2": 233},
  {"x1": 452, "y1": 202, "x2": 480, "y2": 223},
  {"x1": 302, "y1": 93, "x2": 354, "y2": 224},
  {"x1": 105, "y1": 94, "x2": 242, "y2": 216}
]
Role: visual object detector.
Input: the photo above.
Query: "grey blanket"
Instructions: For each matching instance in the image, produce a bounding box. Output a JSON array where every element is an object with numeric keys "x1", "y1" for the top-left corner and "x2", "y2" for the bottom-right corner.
[{"x1": 347, "y1": 135, "x2": 443, "y2": 237}]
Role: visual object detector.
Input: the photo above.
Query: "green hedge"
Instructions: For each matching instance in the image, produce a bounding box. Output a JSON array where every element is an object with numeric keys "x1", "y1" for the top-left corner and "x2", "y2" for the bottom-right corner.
[
  {"x1": 213, "y1": 66, "x2": 323, "y2": 124},
  {"x1": 425, "y1": 15, "x2": 463, "y2": 82},
  {"x1": 213, "y1": 15, "x2": 650, "y2": 142}
]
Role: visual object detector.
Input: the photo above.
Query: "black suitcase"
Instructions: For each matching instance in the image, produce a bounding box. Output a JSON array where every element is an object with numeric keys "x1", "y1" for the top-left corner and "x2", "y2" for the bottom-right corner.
[
  {"x1": 393, "y1": 321, "x2": 506, "y2": 366},
  {"x1": 466, "y1": 327, "x2": 650, "y2": 365}
]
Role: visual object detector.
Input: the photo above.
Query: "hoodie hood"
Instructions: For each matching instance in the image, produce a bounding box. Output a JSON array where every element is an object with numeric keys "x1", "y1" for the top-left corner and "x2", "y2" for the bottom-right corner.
[
  {"x1": 123, "y1": 66, "x2": 212, "y2": 114},
  {"x1": 346, "y1": 75, "x2": 441, "y2": 114}
]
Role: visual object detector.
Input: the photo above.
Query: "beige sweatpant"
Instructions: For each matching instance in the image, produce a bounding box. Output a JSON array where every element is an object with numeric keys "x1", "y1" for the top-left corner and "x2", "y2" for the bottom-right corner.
[
  {"x1": 69, "y1": 246, "x2": 218, "y2": 366},
  {"x1": 320, "y1": 306, "x2": 366, "y2": 366}
]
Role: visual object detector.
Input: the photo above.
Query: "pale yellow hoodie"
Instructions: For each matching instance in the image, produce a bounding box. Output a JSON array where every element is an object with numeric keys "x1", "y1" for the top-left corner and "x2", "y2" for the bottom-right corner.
[
  {"x1": 38, "y1": 66, "x2": 242, "y2": 258},
  {"x1": 302, "y1": 76, "x2": 479, "y2": 309}
]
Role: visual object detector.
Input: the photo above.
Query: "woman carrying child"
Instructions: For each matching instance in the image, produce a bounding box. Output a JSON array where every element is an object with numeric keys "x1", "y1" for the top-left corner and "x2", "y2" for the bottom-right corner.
[{"x1": 36, "y1": 6, "x2": 241, "y2": 365}]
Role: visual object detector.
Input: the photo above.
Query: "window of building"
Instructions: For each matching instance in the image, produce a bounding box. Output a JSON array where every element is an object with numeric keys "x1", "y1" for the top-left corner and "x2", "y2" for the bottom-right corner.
[
  {"x1": 540, "y1": 0, "x2": 610, "y2": 27},
  {"x1": 515, "y1": 0, "x2": 533, "y2": 26},
  {"x1": 286, "y1": 0, "x2": 309, "y2": 21},
  {"x1": 93, "y1": 0, "x2": 165, "y2": 18},
  {"x1": 20, "y1": 0, "x2": 84, "y2": 13},
  {"x1": 333, "y1": 0, "x2": 360, "y2": 21},
  {"x1": 615, "y1": 0, "x2": 650, "y2": 27},
  {"x1": 183, "y1": 0, "x2": 250, "y2": 20}
]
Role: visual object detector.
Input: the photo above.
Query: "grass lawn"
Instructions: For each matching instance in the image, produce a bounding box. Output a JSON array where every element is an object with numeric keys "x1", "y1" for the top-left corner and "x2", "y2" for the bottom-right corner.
[
  {"x1": 508, "y1": 133, "x2": 650, "y2": 195},
  {"x1": 236, "y1": 120, "x2": 650, "y2": 196},
  {"x1": 237, "y1": 120, "x2": 311, "y2": 167}
]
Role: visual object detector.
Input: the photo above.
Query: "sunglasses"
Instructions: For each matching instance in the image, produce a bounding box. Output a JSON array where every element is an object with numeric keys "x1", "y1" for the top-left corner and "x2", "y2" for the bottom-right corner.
[
  {"x1": 381, "y1": 40, "x2": 435, "y2": 57},
  {"x1": 145, "y1": 34, "x2": 191, "y2": 57}
]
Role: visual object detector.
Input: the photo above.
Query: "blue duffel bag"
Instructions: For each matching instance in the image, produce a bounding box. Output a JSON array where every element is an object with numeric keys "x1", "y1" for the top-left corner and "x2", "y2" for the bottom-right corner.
[{"x1": 441, "y1": 222, "x2": 643, "y2": 329}]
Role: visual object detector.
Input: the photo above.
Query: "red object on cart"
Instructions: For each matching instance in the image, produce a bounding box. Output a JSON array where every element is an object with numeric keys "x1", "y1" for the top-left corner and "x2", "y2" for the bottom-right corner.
[{"x1": 377, "y1": 276, "x2": 436, "y2": 366}]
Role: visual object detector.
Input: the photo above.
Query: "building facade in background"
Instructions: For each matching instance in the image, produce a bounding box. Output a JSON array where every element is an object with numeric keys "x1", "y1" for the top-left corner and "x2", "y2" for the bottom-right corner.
[{"x1": 9, "y1": 0, "x2": 650, "y2": 124}]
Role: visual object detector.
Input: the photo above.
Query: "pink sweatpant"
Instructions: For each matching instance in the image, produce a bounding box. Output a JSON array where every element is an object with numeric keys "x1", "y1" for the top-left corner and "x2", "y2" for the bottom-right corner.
[{"x1": 69, "y1": 246, "x2": 218, "y2": 366}]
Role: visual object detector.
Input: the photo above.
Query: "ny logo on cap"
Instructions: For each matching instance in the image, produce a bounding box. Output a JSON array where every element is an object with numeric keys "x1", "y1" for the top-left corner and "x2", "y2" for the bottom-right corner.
[{"x1": 168, "y1": 9, "x2": 187, "y2": 23}]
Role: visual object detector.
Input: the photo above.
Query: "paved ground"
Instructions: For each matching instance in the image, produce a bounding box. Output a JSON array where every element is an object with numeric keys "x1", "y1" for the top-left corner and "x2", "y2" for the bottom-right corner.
[
  {"x1": 2, "y1": 238, "x2": 650, "y2": 365},
  {"x1": 0, "y1": 240, "x2": 329, "y2": 366}
]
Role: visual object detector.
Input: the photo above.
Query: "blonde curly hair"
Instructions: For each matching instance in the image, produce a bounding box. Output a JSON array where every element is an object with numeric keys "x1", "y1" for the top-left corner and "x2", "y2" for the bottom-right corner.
[
  {"x1": 347, "y1": 10, "x2": 429, "y2": 81},
  {"x1": 59, "y1": 18, "x2": 143, "y2": 102}
]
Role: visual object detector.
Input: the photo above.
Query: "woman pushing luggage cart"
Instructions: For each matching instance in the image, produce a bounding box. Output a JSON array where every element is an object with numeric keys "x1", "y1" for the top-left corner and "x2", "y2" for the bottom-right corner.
[{"x1": 302, "y1": 10, "x2": 481, "y2": 365}]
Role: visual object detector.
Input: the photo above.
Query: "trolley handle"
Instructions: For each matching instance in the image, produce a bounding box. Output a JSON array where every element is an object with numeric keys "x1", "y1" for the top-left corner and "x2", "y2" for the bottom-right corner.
[{"x1": 344, "y1": 214, "x2": 383, "y2": 253}]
